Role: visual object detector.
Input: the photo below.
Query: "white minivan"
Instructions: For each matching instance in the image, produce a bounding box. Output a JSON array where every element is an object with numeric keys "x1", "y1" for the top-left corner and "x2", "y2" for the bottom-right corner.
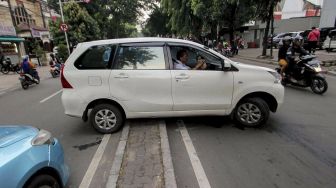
[{"x1": 61, "y1": 38, "x2": 284, "y2": 133}]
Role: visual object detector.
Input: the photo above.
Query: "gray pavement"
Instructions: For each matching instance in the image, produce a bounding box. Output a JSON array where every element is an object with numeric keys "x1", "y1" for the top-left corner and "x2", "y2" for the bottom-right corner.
[
  {"x1": 117, "y1": 121, "x2": 164, "y2": 188},
  {"x1": 0, "y1": 65, "x2": 51, "y2": 93}
]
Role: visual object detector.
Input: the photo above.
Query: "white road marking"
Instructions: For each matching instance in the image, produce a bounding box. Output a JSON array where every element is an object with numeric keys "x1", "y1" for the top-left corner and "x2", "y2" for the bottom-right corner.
[
  {"x1": 106, "y1": 123, "x2": 130, "y2": 188},
  {"x1": 178, "y1": 120, "x2": 212, "y2": 188},
  {"x1": 39, "y1": 89, "x2": 62, "y2": 103},
  {"x1": 79, "y1": 134, "x2": 111, "y2": 188},
  {"x1": 160, "y1": 120, "x2": 177, "y2": 188}
]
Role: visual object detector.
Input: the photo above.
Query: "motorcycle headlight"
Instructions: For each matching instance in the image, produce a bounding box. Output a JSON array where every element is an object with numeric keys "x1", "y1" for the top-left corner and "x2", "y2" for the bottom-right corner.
[
  {"x1": 268, "y1": 71, "x2": 281, "y2": 83},
  {"x1": 31, "y1": 129, "x2": 54, "y2": 145},
  {"x1": 313, "y1": 66, "x2": 322, "y2": 72}
]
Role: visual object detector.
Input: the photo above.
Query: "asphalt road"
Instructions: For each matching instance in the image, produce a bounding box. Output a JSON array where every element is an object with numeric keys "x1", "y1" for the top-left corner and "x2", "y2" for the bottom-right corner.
[
  {"x1": 1, "y1": 58, "x2": 335, "y2": 188},
  {"x1": 167, "y1": 58, "x2": 336, "y2": 188}
]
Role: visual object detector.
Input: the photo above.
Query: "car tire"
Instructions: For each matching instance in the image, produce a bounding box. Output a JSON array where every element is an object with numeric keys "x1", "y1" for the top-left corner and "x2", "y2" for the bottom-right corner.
[
  {"x1": 90, "y1": 104, "x2": 124, "y2": 134},
  {"x1": 26, "y1": 174, "x2": 60, "y2": 188},
  {"x1": 233, "y1": 98, "x2": 270, "y2": 128}
]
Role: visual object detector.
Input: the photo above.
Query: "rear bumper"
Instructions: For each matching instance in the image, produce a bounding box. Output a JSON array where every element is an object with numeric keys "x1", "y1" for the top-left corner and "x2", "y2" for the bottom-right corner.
[{"x1": 61, "y1": 89, "x2": 86, "y2": 118}]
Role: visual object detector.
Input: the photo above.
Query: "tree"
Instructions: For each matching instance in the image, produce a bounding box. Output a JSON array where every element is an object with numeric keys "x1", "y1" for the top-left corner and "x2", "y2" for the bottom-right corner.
[
  {"x1": 49, "y1": 2, "x2": 101, "y2": 47},
  {"x1": 254, "y1": 0, "x2": 280, "y2": 56},
  {"x1": 142, "y1": 5, "x2": 171, "y2": 37}
]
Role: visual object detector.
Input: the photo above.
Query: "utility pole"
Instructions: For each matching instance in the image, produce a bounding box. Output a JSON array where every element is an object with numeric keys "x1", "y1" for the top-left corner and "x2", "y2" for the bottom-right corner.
[
  {"x1": 39, "y1": 0, "x2": 46, "y2": 28},
  {"x1": 58, "y1": 0, "x2": 71, "y2": 55}
]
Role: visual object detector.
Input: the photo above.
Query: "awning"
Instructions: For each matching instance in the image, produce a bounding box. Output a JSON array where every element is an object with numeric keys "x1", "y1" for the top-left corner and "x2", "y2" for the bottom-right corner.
[{"x1": 0, "y1": 37, "x2": 25, "y2": 42}]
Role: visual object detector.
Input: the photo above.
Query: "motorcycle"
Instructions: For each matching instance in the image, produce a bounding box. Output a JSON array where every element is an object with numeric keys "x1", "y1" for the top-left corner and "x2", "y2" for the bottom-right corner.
[
  {"x1": 1, "y1": 58, "x2": 20, "y2": 74},
  {"x1": 276, "y1": 55, "x2": 328, "y2": 94},
  {"x1": 19, "y1": 69, "x2": 40, "y2": 90},
  {"x1": 50, "y1": 65, "x2": 60, "y2": 78}
]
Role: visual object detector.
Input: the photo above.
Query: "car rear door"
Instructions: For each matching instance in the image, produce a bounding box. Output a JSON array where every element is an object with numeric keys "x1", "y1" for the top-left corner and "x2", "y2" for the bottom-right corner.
[{"x1": 109, "y1": 43, "x2": 173, "y2": 112}]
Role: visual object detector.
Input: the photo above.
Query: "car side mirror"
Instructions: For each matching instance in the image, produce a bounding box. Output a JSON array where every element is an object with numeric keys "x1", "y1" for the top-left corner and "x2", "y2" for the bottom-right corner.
[{"x1": 221, "y1": 61, "x2": 231, "y2": 71}]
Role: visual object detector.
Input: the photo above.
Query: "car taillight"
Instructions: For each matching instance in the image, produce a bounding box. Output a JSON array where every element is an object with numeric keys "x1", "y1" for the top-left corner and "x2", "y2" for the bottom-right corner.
[{"x1": 61, "y1": 64, "x2": 73, "y2": 89}]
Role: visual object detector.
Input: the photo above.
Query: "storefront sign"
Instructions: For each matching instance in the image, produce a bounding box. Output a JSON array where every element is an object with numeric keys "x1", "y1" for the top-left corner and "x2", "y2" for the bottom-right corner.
[
  {"x1": 0, "y1": 23, "x2": 16, "y2": 36},
  {"x1": 31, "y1": 28, "x2": 41, "y2": 38}
]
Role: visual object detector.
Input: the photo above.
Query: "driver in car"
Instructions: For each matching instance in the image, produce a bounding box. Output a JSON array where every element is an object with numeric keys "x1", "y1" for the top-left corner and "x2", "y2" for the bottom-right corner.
[{"x1": 174, "y1": 49, "x2": 207, "y2": 70}]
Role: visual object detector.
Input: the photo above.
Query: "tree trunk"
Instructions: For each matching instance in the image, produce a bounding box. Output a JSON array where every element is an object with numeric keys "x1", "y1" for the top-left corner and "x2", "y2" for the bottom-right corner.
[
  {"x1": 229, "y1": 3, "x2": 237, "y2": 43},
  {"x1": 262, "y1": 0, "x2": 274, "y2": 56}
]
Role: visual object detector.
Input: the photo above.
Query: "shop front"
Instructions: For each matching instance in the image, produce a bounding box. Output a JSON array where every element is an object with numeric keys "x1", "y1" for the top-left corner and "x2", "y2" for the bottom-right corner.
[{"x1": 0, "y1": 23, "x2": 25, "y2": 65}]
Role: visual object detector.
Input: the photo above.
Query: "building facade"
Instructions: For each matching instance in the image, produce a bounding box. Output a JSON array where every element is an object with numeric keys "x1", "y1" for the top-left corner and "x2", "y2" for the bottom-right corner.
[
  {"x1": 319, "y1": 0, "x2": 336, "y2": 28},
  {"x1": 1, "y1": 0, "x2": 54, "y2": 64}
]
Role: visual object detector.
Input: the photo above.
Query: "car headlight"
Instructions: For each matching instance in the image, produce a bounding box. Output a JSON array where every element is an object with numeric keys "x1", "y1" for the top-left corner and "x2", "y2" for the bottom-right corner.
[
  {"x1": 31, "y1": 129, "x2": 54, "y2": 145},
  {"x1": 268, "y1": 71, "x2": 281, "y2": 83}
]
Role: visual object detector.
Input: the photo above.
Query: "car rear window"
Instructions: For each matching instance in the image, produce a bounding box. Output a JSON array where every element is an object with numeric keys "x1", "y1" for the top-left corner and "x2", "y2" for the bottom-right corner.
[{"x1": 74, "y1": 45, "x2": 116, "y2": 69}]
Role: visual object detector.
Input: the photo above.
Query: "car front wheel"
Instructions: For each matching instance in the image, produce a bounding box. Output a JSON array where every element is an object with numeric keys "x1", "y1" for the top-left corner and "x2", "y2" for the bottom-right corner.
[
  {"x1": 90, "y1": 104, "x2": 124, "y2": 134},
  {"x1": 26, "y1": 174, "x2": 60, "y2": 188},
  {"x1": 233, "y1": 98, "x2": 270, "y2": 128}
]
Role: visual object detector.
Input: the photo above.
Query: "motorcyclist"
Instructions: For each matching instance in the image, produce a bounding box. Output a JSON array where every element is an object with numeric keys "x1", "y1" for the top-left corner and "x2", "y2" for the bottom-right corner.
[
  {"x1": 49, "y1": 53, "x2": 61, "y2": 70},
  {"x1": 285, "y1": 36, "x2": 308, "y2": 79},
  {"x1": 21, "y1": 55, "x2": 38, "y2": 80},
  {"x1": 278, "y1": 36, "x2": 292, "y2": 79}
]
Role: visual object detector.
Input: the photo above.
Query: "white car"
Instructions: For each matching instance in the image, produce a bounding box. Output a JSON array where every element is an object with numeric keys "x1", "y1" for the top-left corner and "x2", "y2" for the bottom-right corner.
[{"x1": 61, "y1": 38, "x2": 284, "y2": 133}]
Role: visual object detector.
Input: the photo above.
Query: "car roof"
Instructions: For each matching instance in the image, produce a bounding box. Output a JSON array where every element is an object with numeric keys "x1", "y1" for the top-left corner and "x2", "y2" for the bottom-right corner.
[{"x1": 78, "y1": 37, "x2": 206, "y2": 48}]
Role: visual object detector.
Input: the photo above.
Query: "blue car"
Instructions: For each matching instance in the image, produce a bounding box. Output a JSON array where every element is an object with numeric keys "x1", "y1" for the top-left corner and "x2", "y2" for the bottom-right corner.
[{"x1": 0, "y1": 126, "x2": 69, "y2": 188}]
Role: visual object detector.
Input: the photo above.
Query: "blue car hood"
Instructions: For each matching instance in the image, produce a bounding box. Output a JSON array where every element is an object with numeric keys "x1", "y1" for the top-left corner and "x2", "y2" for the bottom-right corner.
[{"x1": 0, "y1": 126, "x2": 38, "y2": 148}]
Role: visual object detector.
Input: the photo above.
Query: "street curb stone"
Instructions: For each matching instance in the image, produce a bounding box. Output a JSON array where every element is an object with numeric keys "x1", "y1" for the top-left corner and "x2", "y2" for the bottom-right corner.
[{"x1": 159, "y1": 121, "x2": 177, "y2": 188}]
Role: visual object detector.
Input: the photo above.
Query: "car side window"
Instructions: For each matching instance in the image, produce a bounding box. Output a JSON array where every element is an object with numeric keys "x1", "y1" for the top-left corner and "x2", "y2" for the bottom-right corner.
[
  {"x1": 170, "y1": 46, "x2": 222, "y2": 71},
  {"x1": 114, "y1": 46, "x2": 166, "y2": 70},
  {"x1": 74, "y1": 45, "x2": 115, "y2": 70}
]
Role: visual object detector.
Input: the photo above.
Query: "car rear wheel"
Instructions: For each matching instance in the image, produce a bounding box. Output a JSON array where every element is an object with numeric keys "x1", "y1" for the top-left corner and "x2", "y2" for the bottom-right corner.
[
  {"x1": 26, "y1": 174, "x2": 60, "y2": 188},
  {"x1": 90, "y1": 104, "x2": 124, "y2": 134},
  {"x1": 233, "y1": 98, "x2": 270, "y2": 128}
]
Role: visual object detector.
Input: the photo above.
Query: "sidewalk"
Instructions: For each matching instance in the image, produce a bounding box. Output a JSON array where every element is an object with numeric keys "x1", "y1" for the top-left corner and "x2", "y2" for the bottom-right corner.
[
  {"x1": 235, "y1": 48, "x2": 336, "y2": 75},
  {"x1": 0, "y1": 63, "x2": 51, "y2": 93}
]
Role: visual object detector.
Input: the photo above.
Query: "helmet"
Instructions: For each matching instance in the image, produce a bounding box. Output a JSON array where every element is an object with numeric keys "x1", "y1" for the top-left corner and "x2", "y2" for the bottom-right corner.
[
  {"x1": 292, "y1": 35, "x2": 303, "y2": 46},
  {"x1": 22, "y1": 55, "x2": 29, "y2": 61},
  {"x1": 282, "y1": 36, "x2": 292, "y2": 46}
]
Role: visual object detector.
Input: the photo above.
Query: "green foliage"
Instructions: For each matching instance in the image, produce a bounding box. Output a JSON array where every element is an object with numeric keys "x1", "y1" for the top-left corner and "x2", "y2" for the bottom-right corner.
[
  {"x1": 63, "y1": 2, "x2": 101, "y2": 43},
  {"x1": 57, "y1": 44, "x2": 68, "y2": 61},
  {"x1": 142, "y1": 5, "x2": 171, "y2": 37}
]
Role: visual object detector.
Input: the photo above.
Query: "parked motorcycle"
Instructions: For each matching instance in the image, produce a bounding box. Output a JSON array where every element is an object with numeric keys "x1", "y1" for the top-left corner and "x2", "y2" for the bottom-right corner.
[
  {"x1": 276, "y1": 55, "x2": 328, "y2": 94},
  {"x1": 1, "y1": 58, "x2": 20, "y2": 74},
  {"x1": 19, "y1": 69, "x2": 40, "y2": 90}
]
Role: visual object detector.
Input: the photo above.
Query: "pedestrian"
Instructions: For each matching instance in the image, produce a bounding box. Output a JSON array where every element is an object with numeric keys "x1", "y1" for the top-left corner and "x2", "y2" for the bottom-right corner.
[{"x1": 307, "y1": 26, "x2": 320, "y2": 54}]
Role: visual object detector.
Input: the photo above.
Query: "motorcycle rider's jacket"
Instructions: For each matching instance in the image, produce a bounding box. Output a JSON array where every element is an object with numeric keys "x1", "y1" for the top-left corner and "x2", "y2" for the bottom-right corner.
[{"x1": 286, "y1": 46, "x2": 308, "y2": 64}]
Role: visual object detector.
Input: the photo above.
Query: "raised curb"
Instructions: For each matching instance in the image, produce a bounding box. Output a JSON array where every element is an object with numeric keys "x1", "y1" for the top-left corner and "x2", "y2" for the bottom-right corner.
[{"x1": 160, "y1": 121, "x2": 177, "y2": 188}]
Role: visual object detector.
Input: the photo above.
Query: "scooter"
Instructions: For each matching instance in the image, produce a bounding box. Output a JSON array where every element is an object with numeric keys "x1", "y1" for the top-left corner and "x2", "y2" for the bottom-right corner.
[
  {"x1": 1, "y1": 58, "x2": 20, "y2": 74},
  {"x1": 19, "y1": 69, "x2": 40, "y2": 90},
  {"x1": 50, "y1": 65, "x2": 60, "y2": 78},
  {"x1": 276, "y1": 55, "x2": 328, "y2": 94}
]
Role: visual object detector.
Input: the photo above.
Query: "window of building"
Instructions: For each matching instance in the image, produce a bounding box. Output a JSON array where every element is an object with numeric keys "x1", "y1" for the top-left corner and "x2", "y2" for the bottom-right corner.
[{"x1": 14, "y1": 5, "x2": 36, "y2": 25}]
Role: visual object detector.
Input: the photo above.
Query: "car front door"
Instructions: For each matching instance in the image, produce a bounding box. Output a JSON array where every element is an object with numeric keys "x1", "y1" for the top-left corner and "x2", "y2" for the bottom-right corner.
[
  {"x1": 169, "y1": 44, "x2": 234, "y2": 111},
  {"x1": 109, "y1": 43, "x2": 173, "y2": 112}
]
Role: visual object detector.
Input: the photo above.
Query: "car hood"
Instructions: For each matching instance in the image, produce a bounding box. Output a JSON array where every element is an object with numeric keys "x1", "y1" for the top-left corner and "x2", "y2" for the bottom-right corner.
[
  {"x1": 232, "y1": 61, "x2": 275, "y2": 72},
  {"x1": 0, "y1": 126, "x2": 38, "y2": 148}
]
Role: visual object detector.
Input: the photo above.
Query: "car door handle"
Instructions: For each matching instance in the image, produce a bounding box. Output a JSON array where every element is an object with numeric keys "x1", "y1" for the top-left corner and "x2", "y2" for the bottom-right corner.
[
  {"x1": 175, "y1": 74, "x2": 190, "y2": 80},
  {"x1": 114, "y1": 73, "x2": 129, "y2": 78}
]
